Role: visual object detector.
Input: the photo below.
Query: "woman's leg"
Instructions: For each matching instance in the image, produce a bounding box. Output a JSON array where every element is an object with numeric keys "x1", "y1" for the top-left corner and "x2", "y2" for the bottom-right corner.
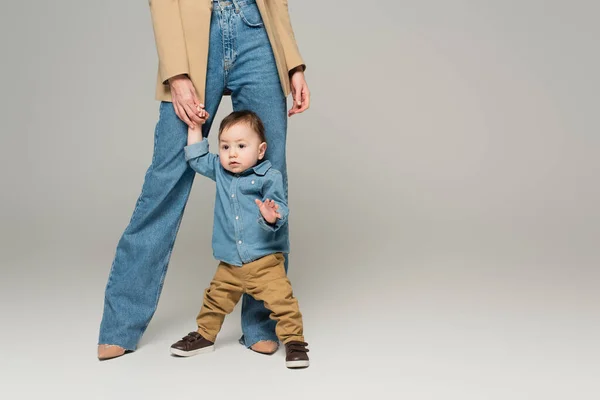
[
  {"x1": 223, "y1": 0, "x2": 290, "y2": 350},
  {"x1": 98, "y1": 6, "x2": 226, "y2": 357},
  {"x1": 98, "y1": 102, "x2": 195, "y2": 353}
]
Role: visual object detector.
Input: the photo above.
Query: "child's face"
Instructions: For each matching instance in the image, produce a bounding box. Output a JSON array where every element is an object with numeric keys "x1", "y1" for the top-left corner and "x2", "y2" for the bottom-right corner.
[{"x1": 219, "y1": 123, "x2": 267, "y2": 174}]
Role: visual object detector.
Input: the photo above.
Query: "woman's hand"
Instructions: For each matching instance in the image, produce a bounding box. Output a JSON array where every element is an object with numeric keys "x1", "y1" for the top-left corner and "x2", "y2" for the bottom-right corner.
[
  {"x1": 168, "y1": 74, "x2": 208, "y2": 129},
  {"x1": 288, "y1": 68, "x2": 310, "y2": 117}
]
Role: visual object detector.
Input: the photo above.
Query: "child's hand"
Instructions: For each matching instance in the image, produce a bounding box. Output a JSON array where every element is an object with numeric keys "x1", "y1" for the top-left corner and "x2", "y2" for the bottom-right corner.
[
  {"x1": 196, "y1": 105, "x2": 209, "y2": 122},
  {"x1": 187, "y1": 106, "x2": 209, "y2": 145},
  {"x1": 255, "y1": 198, "x2": 282, "y2": 224}
]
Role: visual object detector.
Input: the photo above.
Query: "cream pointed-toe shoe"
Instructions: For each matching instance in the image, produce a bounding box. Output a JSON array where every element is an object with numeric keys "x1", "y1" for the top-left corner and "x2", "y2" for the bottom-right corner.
[
  {"x1": 97, "y1": 344, "x2": 126, "y2": 360},
  {"x1": 250, "y1": 340, "x2": 279, "y2": 355}
]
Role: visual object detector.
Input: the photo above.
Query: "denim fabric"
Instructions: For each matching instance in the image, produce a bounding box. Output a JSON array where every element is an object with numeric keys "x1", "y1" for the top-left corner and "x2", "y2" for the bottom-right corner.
[
  {"x1": 99, "y1": 0, "x2": 288, "y2": 350},
  {"x1": 184, "y1": 138, "x2": 289, "y2": 266}
]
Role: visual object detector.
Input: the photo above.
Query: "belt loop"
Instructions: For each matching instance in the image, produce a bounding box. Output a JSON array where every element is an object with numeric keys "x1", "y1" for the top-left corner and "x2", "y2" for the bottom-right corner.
[{"x1": 232, "y1": 0, "x2": 241, "y2": 13}]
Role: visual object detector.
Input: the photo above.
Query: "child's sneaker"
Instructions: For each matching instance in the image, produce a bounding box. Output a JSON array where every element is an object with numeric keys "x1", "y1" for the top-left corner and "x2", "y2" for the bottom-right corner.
[
  {"x1": 284, "y1": 341, "x2": 309, "y2": 369},
  {"x1": 170, "y1": 332, "x2": 215, "y2": 357}
]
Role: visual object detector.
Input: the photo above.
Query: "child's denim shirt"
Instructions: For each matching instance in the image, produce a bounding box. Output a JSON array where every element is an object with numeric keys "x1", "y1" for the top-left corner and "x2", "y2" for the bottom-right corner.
[{"x1": 184, "y1": 139, "x2": 289, "y2": 266}]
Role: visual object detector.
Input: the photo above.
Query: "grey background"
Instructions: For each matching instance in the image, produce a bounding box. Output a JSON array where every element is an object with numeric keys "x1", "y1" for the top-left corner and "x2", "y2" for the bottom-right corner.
[{"x1": 1, "y1": 0, "x2": 598, "y2": 399}]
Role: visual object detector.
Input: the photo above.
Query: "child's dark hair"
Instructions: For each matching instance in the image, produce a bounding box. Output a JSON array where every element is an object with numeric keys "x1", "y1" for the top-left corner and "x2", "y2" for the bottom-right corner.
[{"x1": 219, "y1": 110, "x2": 267, "y2": 143}]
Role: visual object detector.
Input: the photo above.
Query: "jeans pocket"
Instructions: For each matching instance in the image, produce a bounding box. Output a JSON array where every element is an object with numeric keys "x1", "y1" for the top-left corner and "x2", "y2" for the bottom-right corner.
[{"x1": 239, "y1": 3, "x2": 264, "y2": 28}]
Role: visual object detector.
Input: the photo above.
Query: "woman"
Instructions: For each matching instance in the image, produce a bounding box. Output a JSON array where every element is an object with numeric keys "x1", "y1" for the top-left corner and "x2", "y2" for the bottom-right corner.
[{"x1": 98, "y1": 0, "x2": 310, "y2": 360}]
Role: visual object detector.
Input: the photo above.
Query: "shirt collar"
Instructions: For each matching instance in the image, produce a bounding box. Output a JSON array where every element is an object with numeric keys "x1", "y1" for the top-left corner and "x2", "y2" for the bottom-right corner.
[
  {"x1": 250, "y1": 160, "x2": 272, "y2": 176},
  {"x1": 237, "y1": 160, "x2": 271, "y2": 176}
]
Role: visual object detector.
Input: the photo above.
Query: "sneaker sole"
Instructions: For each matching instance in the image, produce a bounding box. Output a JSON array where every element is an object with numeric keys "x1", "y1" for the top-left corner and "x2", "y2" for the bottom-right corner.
[
  {"x1": 286, "y1": 360, "x2": 310, "y2": 369},
  {"x1": 170, "y1": 345, "x2": 215, "y2": 357}
]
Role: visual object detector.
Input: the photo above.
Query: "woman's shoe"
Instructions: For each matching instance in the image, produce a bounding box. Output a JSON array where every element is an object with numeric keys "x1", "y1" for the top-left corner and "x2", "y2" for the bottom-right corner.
[
  {"x1": 250, "y1": 340, "x2": 279, "y2": 355},
  {"x1": 97, "y1": 344, "x2": 126, "y2": 360}
]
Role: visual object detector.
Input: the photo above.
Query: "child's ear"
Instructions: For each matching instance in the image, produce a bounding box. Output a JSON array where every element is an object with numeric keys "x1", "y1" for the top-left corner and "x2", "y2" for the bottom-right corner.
[{"x1": 258, "y1": 142, "x2": 267, "y2": 160}]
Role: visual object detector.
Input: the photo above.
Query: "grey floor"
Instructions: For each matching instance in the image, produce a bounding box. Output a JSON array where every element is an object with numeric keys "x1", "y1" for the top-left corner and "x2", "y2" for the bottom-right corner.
[{"x1": 2, "y1": 242, "x2": 598, "y2": 400}]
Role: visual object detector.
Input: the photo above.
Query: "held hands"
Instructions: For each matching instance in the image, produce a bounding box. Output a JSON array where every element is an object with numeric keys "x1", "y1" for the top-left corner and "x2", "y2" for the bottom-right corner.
[
  {"x1": 288, "y1": 68, "x2": 310, "y2": 117},
  {"x1": 255, "y1": 198, "x2": 282, "y2": 224},
  {"x1": 168, "y1": 74, "x2": 209, "y2": 129},
  {"x1": 187, "y1": 105, "x2": 210, "y2": 145}
]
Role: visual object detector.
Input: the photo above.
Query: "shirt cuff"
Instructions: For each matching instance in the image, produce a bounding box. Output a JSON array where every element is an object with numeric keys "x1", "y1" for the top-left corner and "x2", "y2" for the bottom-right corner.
[
  {"x1": 184, "y1": 139, "x2": 209, "y2": 161},
  {"x1": 257, "y1": 216, "x2": 286, "y2": 232}
]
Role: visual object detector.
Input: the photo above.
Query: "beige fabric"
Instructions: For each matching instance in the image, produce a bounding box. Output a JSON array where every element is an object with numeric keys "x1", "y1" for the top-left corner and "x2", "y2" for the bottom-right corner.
[
  {"x1": 195, "y1": 253, "x2": 304, "y2": 344},
  {"x1": 148, "y1": 0, "x2": 305, "y2": 102}
]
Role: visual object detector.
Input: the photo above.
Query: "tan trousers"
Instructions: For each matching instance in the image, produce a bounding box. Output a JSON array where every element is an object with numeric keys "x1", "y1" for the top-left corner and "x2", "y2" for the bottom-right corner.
[{"x1": 196, "y1": 253, "x2": 304, "y2": 344}]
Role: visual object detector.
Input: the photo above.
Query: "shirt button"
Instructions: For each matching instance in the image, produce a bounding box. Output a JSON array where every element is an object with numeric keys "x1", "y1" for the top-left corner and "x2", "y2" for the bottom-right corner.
[
  {"x1": 235, "y1": 216, "x2": 239, "y2": 220},
  {"x1": 238, "y1": 240, "x2": 242, "y2": 244},
  {"x1": 251, "y1": 180, "x2": 255, "y2": 184},
  {"x1": 231, "y1": 194, "x2": 235, "y2": 198}
]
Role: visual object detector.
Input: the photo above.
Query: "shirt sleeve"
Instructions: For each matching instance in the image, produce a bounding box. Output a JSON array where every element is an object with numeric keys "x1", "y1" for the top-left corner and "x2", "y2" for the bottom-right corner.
[
  {"x1": 257, "y1": 170, "x2": 289, "y2": 232},
  {"x1": 184, "y1": 139, "x2": 219, "y2": 182}
]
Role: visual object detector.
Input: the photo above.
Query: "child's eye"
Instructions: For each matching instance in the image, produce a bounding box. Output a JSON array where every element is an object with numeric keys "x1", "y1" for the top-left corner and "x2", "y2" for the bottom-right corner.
[
  {"x1": 239, "y1": 144, "x2": 245, "y2": 149},
  {"x1": 222, "y1": 145, "x2": 229, "y2": 150}
]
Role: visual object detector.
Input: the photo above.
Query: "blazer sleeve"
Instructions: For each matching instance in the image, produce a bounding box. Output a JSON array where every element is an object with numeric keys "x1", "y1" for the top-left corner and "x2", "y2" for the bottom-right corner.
[
  {"x1": 271, "y1": 1, "x2": 306, "y2": 73},
  {"x1": 148, "y1": 0, "x2": 190, "y2": 84}
]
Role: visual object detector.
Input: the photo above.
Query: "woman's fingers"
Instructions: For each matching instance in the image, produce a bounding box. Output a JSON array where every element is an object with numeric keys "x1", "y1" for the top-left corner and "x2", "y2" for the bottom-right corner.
[
  {"x1": 294, "y1": 86, "x2": 302, "y2": 107},
  {"x1": 193, "y1": 98, "x2": 205, "y2": 113},
  {"x1": 175, "y1": 102, "x2": 194, "y2": 128},
  {"x1": 288, "y1": 92, "x2": 300, "y2": 116},
  {"x1": 300, "y1": 86, "x2": 310, "y2": 112},
  {"x1": 288, "y1": 71, "x2": 310, "y2": 116},
  {"x1": 294, "y1": 85, "x2": 310, "y2": 114},
  {"x1": 184, "y1": 103, "x2": 204, "y2": 126}
]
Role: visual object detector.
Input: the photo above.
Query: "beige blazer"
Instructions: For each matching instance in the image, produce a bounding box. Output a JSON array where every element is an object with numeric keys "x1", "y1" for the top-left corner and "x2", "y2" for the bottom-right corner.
[{"x1": 148, "y1": 0, "x2": 305, "y2": 102}]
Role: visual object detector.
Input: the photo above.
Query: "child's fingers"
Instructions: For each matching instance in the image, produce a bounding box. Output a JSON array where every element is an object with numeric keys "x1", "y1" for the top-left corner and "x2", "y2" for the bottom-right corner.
[{"x1": 198, "y1": 110, "x2": 210, "y2": 124}]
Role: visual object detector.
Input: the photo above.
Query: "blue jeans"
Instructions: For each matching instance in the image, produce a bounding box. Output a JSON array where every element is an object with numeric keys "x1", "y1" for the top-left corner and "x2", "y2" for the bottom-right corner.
[{"x1": 99, "y1": 0, "x2": 288, "y2": 351}]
